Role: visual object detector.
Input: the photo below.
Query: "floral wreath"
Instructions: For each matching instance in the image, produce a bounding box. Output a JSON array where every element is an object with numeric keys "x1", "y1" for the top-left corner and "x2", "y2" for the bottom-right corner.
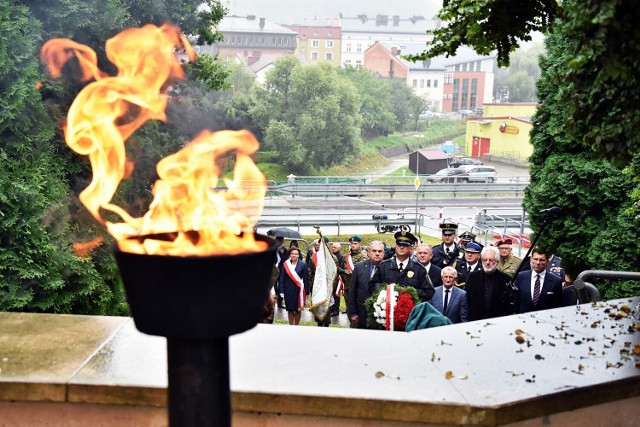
[{"x1": 364, "y1": 284, "x2": 419, "y2": 331}]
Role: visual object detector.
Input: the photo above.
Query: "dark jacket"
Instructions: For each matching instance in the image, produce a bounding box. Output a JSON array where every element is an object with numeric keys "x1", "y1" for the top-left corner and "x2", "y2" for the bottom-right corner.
[
  {"x1": 465, "y1": 268, "x2": 514, "y2": 321},
  {"x1": 347, "y1": 260, "x2": 380, "y2": 328},
  {"x1": 378, "y1": 257, "x2": 435, "y2": 302},
  {"x1": 515, "y1": 270, "x2": 563, "y2": 314}
]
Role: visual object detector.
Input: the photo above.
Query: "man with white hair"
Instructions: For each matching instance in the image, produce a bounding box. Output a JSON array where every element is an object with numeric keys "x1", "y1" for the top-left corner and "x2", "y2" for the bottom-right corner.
[{"x1": 464, "y1": 246, "x2": 514, "y2": 321}]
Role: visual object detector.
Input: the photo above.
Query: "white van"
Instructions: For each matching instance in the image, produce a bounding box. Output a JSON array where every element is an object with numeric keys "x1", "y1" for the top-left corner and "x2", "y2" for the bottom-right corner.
[{"x1": 460, "y1": 165, "x2": 497, "y2": 182}]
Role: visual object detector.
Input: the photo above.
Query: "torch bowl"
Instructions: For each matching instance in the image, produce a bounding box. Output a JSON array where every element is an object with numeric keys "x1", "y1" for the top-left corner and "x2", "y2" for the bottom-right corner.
[{"x1": 114, "y1": 234, "x2": 277, "y2": 339}]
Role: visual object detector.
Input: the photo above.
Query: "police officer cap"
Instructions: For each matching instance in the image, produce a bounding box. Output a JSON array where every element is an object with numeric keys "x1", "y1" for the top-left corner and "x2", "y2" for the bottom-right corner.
[
  {"x1": 459, "y1": 231, "x2": 476, "y2": 242},
  {"x1": 464, "y1": 242, "x2": 483, "y2": 253},
  {"x1": 394, "y1": 230, "x2": 417, "y2": 246},
  {"x1": 439, "y1": 223, "x2": 458, "y2": 235},
  {"x1": 349, "y1": 235, "x2": 362, "y2": 242}
]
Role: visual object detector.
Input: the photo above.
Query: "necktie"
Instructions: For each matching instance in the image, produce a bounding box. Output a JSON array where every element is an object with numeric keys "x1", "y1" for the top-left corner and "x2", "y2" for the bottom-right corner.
[
  {"x1": 398, "y1": 262, "x2": 404, "y2": 271},
  {"x1": 370, "y1": 265, "x2": 378, "y2": 279},
  {"x1": 533, "y1": 274, "x2": 541, "y2": 305},
  {"x1": 444, "y1": 289, "x2": 450, "y2": 312},
  {"x1": 446, "y1": 247, "x2": 450, "y2": 255}
]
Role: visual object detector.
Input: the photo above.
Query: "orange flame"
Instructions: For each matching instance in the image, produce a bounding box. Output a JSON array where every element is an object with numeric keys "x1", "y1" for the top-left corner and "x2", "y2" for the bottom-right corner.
[{"x1": 41, "y1": 24, "x2": 267, "y2": 256}]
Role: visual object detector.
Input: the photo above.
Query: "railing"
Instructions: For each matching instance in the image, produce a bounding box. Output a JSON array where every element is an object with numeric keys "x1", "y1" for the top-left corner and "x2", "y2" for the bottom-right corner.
[{"x1": 269, "y1": 182, "x2": 527, "y2": 198}]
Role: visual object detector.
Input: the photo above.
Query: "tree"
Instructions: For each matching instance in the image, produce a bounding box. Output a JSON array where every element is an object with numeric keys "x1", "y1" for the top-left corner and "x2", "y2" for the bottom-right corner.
[
  {"x1": 251, "y1": 59, "x2": 361, "y2": 170},
  {"x1": 387, "y1": 79, "x2": 421, "y2": 132},
  {"x1": 338, "y1": 67, "x2": 397, "y2": 139},
  {"x1": 493, "y1": 44, "x2": 542, "y2": 102},
  {"x1": 422, "y1": 0, "x2": 640, "y2": 297},
  {"x1": 406, "y1": 0, "x2": 563, "y2": 67},
  {"x1": 0, "y1": 2, "x2": 122, "y2": 314}
]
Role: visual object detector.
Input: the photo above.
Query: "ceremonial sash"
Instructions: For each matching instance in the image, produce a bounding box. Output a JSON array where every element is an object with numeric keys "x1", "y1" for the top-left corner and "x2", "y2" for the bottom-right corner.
[
  {"x1": 336, "y1": 275, "x2": 345, "y2": 296},
  {"x1": 283, "y1": 260, "x2": 306, "y2": 308},
  {"x1": 385, "y1": 284, "x2": 395, "y2": 331},
  {"x1": 345, "y1": 253, "x2": 355, "y2": 271}
]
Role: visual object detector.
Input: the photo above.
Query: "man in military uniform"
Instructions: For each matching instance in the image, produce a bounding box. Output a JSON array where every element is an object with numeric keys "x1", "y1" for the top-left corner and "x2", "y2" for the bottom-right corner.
[
  {"x1": 454, "y1": 242, "x2": 483, "y2": 289},
  {"x1": 432, "y1": 223, "x2": 462, "y2": 269},
  {"x1": 378, "y1": 231, "x2": 435, "y2": 302},
  {"x1": 458, "y1": 231, "x2": 477, "y2": 250},
  {"x1": 340, "y1": 235, "x2": 368, "y2": 314},
  {"x1": 495, "y1": 238, "x2": 522, "y2": 278},
  {"x1": 546, "y1": 254, "x2": 565, "y2": 283}
]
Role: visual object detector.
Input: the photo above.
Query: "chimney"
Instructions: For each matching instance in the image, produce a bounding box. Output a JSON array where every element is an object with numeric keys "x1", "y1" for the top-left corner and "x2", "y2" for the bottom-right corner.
[
  {"x1": 391, "y1": 46, "x2": 398, "y2": 55},
  {"x1": 259, "y1": 18, "x2": 265, "y2": 29},
  {"x1": 389, "y1": 59, "x2": 395, "y2": 78},
  {"x1": 393, "y1": 15, "x2": 400, "y2": 26}
]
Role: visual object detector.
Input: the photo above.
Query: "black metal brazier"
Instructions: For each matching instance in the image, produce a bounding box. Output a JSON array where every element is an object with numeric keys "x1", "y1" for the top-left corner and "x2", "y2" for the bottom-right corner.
[{"x1": 114, "y1": 233, "x2": 276, "y2": 427}]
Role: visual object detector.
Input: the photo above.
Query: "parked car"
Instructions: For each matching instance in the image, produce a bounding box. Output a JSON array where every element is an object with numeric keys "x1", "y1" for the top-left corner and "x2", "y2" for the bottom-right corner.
[
  {"x1": 427, "y1": 168, "x2": 469, "y2": 183},
  {"x1": 450, "y1": 157, "x2": 483, "y2": 168},
  {"x1": 461, "y1": 165, "x2": 498, "y2": 182}
]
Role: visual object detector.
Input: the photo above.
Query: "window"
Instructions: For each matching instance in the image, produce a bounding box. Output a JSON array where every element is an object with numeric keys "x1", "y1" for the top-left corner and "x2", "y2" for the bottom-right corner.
[
  {"x1": 420, "y1": 79, "x2": 424, "y2": 88},
  {"x1": 426, "y1": 80, "x2": 431, "y2": 88},
  {"x1": 413, "y1": 79, "x2": 418, "y2": 88},
  {"x1": 283, "y1": 38, "x2": 288, "y2": 46},
  {"x1": 461, "y1": 79, "x2": 469, "y2": 110},
  {"x1": 452, "y1": 79, "x2": 459, "y2": 111},
  {"x1": 434, "y1": 79, "x2": 438, "y2": 88},
  {"x1": 470, "y1": 78, "x2": 478, "y2": 109},
  {"x1": 356, "y1": 43, "x2": 362, "y2": 52},
  {"x1": 311, "y1": 52, "x2": 318, "y2": 60},
  {"x1": 312, "y1": 40, "x2": 319, "y2": 48},
  {"x1": 345, "y1": 59, "x2": 352, "y2": 66},
  {"x1": 355, "y1": 60, "x2": 362, "y2": 69},
  {"x1": 476, "y1": 60, "x2": 482, "y2": 71},
  {"x1": 325, "y1": 52, "x2": 333, "y2": 61},
  {"x1": 346, "y1": 43, "x2": 352, "y2": 52},
  {"x1": 326, "y1": 40, "x2": 334, "y2": 48}
]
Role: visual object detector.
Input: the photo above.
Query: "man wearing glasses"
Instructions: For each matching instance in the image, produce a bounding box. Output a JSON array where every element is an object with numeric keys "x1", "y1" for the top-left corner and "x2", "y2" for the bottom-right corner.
[
  {"x1": 495, "y1": 238, "x2": 522, "y2": 278},
  {"x1": 465, "y1": 246, "x2": 514, "y2": 321}
]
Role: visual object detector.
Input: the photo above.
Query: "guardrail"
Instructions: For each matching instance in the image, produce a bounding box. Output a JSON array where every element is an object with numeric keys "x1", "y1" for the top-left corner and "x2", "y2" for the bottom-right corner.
[
  {"x1": 256, "y1": 213, "x2": 416, "y2": 235},
  {"x1": 268, "y1": 182, "x2": 527, "y2": 198}
]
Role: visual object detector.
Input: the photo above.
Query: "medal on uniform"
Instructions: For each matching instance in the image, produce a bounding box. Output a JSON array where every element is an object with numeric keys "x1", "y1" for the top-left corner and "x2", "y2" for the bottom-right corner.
[{"x1": 407, "y1": 271, "x2": 414, "y2": 278}]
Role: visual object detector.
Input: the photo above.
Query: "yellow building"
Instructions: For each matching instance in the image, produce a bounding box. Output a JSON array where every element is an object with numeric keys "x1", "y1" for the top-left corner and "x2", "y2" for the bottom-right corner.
[
  {"x1": 464, "y1": 103, "x2": 539, "y2": 163},
  {"x1": 282, "y1": 23, "x2": 342, "y2": 67}
]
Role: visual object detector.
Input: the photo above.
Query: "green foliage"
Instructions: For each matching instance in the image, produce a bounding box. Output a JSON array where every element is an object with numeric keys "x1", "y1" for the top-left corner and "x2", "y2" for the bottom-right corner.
[
  {"x1": 183, "y1": 53, "x2": 230, "y2": 91},
  {"x1": 406, "y1": 0, "x2": 562, "y2": 67},
  {"x1": 559, "y1": 0, "x2": 640, "y2": 165},
  {"x1": 252, "y1": 59, "x2": 362, "y2": 170}
]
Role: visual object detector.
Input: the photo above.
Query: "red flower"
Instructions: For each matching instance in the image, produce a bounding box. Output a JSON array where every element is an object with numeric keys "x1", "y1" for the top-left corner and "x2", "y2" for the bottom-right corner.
[{"x1": 393, "y1": 291, "x2": 416, "y2": 331}]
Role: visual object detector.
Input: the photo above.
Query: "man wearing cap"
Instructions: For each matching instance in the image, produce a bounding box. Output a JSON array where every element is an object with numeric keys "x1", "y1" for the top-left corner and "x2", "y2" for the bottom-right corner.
[
  {"x1": 378, "y1": 231, "x2": 435, "y2": 302},
  {"x1": 458, "y1": 231, "x2": 477, "y2": 250},
  {"x1": 496, "y1": 238, "x2": 522, "y2": 279},
  {"x1": 340, "y1": 236, "x2": 368, "y2": 314},
  {"x1": 431, "y1": 223, "x2": 462, "y2": 269},
  {"x1": 454, "y1": 242, "x2": 483, "y2": 289}
]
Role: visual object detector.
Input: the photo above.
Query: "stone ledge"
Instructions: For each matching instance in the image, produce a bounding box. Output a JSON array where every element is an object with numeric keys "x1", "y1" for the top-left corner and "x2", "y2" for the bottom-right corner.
[{"x1": 1, "y1": 298, "x2": 639, "y2": 426}]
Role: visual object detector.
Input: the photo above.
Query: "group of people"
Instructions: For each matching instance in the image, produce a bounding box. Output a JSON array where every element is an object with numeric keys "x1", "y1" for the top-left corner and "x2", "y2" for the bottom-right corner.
[
  {"x1": 347, "y1": 222, "x2": 572, "y2": 329},
  {"x1": 268, "y1": 222, "x2": 572, "y2": 330},
  {"x1": 272, "y1": 234, "x2": 367, "y2": 326}
]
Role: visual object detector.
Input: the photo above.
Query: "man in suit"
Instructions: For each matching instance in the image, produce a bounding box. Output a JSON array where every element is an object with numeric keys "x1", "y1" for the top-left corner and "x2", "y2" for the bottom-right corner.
[
  {"x1": 454, "y1": 242, "x2": 483, "y2": 289},
  {"x1": 430, "y1": 266, "x2": 468, "y2": 323},
  {"x1": 347, "y1": 240, "x2": 385, "y2": 328},
  {"x1": 465, "y1": 246, "x2": 514, "y2": 321},
  {"x1": 515, "y1": 247, "x2": 563, "y2": 314},
  {"x1": 378, "y1": 231, "x2": 435, "y2": 302},
  {"x1": 415, "y1": 243, "x2": 442, "y2": 288}
]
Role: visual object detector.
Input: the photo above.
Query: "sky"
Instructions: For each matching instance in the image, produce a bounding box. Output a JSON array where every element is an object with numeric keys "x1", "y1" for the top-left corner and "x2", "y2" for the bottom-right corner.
[{"x1": 222, "y1": 0, "x2": 443, "y2": 24}]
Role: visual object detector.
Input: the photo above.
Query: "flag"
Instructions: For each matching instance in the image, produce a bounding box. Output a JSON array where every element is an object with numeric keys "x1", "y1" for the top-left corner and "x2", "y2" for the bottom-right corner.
[{"x1": 310, "y1": 238, "x2": 337, "y2": 321}]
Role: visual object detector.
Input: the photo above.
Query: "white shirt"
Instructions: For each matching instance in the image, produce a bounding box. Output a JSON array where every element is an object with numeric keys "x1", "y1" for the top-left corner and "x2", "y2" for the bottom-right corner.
[{"x1": 530, "y1": 271, "x2": 546, "y2": 299}]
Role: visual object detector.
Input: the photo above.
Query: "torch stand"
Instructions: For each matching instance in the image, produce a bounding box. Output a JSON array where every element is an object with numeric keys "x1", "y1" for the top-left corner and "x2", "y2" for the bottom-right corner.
[
  {"x1": 114, "y1": 234, "x2": 276, "y2": 427},
  {"x1": 168, "y1": 338, "x2": 231, "y2": 426}
]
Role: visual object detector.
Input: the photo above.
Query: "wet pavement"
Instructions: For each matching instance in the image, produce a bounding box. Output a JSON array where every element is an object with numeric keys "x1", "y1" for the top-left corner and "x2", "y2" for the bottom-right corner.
[{"x1": 273, "y1": 306, "x2": 351, "y2": 327}]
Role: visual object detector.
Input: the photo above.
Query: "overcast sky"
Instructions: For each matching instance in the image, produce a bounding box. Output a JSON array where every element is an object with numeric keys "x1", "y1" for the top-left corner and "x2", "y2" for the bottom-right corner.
[{"x1": 223, "y1": 0, "x2": 443, "y2": 24}]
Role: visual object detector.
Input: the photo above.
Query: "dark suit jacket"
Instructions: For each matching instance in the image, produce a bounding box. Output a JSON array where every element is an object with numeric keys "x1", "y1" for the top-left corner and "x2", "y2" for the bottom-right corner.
[
  {"x1": 378, "y1": 257, "x2": 435, "y2": 302},
  {"x1": 465, "y1": 269, "x2": 514, "y2": 321},
  {"x1": 430, "y1": 286, "x2": 468, "y2": 323},
  {"x1": 425, "y1": 264, "x2": 443, "y2": 288},
  {"x1": 347, "y1": 260, "x2": 379, "y2": 328},
  {"x1": 515, "y1": 270, "x2": 563, "y2": 314}
]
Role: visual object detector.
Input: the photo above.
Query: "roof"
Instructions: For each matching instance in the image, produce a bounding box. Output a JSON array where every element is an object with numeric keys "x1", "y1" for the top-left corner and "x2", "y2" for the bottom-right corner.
[
  {"x1": 282, "y1": 24, "x2": 341, "y2": 39},
  {"x1": 219, "y1": 15, "x2": 297, "y2": 35},
  {"x1": 414, "y1": 149, "x2": 449, "y2": 160},
  {"x1": 340, "y1": 14, "x2": 434, "y2": 34}
]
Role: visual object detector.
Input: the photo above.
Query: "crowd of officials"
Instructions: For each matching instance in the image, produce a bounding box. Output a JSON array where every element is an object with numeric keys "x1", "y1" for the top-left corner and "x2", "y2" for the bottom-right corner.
[{"x1": 268, "y1": 222, "x2": 574, "y2": 329}]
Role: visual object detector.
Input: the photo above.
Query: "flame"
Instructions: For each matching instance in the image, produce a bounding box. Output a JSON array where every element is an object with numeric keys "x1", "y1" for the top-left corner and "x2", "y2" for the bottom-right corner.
[{"x1": 41, "y1": 24, "x2": 267, "y2": 256}]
